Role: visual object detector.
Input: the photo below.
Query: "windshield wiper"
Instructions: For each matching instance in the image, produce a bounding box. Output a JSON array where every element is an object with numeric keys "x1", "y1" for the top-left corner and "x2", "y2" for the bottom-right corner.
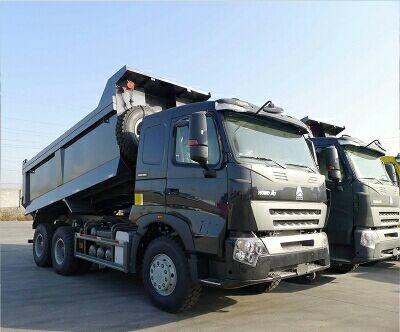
[
  {"x1": 238, "y1": 155, "x2": 286, "y2": 169},
  {"x1": 285, "y1": 163, "x2": 316, "y2": 173},
  {"x1": 360, "y1": 177, "x2": 383, "y2": 184}
]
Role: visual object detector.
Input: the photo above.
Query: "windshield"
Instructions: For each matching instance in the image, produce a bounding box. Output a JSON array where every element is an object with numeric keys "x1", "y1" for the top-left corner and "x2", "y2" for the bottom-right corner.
[
  {"x1": 345, "y1": 147, "x2": 390, "y2": 182},
  {"x1": 223, "y1": 111, "x2": 317, "y2": 171}
]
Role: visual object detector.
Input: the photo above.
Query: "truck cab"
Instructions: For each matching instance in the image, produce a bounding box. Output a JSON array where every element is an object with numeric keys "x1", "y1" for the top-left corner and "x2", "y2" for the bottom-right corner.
[
  {"x1": 23, "y1": 67, "x2": 330, "y2": 312},
  {"x1": 303, "y1": 118, "x2": 400, "y2": 271},
  {"x1": 132, "y1": 99, "x2": 330, "y2": 291}
]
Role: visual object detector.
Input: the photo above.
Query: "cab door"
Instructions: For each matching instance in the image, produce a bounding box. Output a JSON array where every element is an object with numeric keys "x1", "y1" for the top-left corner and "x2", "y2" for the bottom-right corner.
[
  {"x1": 317, "y1": 145, "x2": 354, "y2": 251},
  {"x1": 166, "y1": 113, "x2": 227, "y2": 256}
]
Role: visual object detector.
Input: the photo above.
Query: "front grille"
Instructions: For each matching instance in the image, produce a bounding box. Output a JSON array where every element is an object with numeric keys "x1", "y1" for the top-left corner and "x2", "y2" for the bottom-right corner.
[
  {"x1": 381, "y1": 219, "x2": 399, "y2": 223},
  {"x1": 308, "y1": 176, "x2": 318, "y2": 184},
  {"x1": 379, "y1": 212, "x2": 400, "y2": 216},
  {"x1": 270, "y1": 209, "x2": 321, "y2": 216},
  {"x1": 273, "y1": 220, "x2": 319, "y2": 227}
]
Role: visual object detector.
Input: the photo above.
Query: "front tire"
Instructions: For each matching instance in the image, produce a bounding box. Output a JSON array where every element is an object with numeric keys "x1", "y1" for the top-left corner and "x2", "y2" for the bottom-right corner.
[
  {"x1": 33, "y1": 223, "x2": 54, "y2": 267},
  {"x1": 142, "y1": 236, "x2": 201, "y2": 313},
  {"x1": 51, "y1": 226, "x2": 78, "y2": 275}
]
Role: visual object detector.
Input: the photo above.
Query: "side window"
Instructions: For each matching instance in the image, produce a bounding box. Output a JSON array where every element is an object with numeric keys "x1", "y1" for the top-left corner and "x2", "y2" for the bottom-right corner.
[
  {"x1": 174, "y1": 116, "x2": 220, "y2": 165},
  {"x1": 142, "y1": 124, "x2": 164, "y2": 165}
]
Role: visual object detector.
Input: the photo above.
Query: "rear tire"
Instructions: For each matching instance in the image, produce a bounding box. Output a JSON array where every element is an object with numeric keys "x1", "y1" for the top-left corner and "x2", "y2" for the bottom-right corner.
[
  {"x1": 51, "y1": 226, "x2": 78, "y2": 276},
  {"x1": 33, "y1": 223, "x2": 54, "y2": 267},
  {"x1": 142, "y1": 236, "x2": 201, "y2": 313}
]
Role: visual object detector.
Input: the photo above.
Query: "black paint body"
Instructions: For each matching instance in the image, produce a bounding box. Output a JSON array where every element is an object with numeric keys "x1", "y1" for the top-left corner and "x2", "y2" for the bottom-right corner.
[{"x1": 311, "y1": 137, "x2": 400, "y2": 264}]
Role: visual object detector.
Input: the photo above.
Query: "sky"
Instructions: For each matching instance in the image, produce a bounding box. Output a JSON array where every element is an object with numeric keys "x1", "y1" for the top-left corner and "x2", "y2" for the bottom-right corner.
[{"x1": 1, "y1": 1, "x2": 399, "y2": 186}]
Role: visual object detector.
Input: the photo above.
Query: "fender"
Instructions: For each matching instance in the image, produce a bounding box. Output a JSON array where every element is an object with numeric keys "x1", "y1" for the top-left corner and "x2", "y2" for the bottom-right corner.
[{"x1": 129, "y1": 213, "x2": 196, "y2": 274}]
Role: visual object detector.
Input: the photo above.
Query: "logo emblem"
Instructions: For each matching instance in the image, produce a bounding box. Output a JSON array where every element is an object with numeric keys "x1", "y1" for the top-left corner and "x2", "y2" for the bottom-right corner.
[
  {"x1": 296, "y1": 186, "x2": 303, "y2": 200},
  {"x1": 389, "y1": 196, "x2": 393, "y2": 205}
]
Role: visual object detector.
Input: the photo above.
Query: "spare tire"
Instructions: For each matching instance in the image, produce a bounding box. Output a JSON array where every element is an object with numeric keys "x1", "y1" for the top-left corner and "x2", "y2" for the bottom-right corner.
[{"x1": 116, "y1": 105, "x2": 155, "y2": 166}]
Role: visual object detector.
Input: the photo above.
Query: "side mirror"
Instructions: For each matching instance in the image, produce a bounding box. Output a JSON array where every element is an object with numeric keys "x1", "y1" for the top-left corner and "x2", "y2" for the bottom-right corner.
[
  {"x1": 324, "y1": 146, "x2": 341, "y2": 182},
  {"x1": 189, "y1": 111, "x2": 208, "y2": 165},
  {"x1": 384, "y1": 163, "x2": 398, "y2": 185}
]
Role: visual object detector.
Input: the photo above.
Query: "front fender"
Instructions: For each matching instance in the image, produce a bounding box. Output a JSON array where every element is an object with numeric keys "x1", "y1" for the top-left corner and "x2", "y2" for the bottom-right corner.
[{"x1": 128, "y1": 213, "x2": 196, "y2": 274}]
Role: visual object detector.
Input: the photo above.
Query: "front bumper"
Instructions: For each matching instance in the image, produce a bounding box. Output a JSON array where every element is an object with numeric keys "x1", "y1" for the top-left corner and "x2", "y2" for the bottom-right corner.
[
  {"x1": 202, "y1": 233, "x2": 330, "y2": 289},
  {"x1": 354, "y1": 227, "x2": 400, "y2": 263}
]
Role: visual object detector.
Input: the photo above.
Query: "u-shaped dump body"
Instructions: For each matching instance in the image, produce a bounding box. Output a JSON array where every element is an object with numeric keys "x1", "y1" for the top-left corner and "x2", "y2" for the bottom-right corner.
[{"x1": 22, "y1": 66, "x2": 211, "y2": 215}]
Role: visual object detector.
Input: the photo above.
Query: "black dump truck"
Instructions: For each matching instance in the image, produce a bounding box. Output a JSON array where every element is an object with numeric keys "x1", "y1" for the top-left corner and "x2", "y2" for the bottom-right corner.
[
  {"x1": 23, "y1": 67, "x2": 331, "y2": 312},
  {"x1": 302, "y1": 118, "x2": 400, "y2": 272}
]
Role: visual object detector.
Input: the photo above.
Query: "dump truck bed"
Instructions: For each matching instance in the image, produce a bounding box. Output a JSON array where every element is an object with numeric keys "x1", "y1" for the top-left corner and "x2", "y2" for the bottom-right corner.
[{"x1": 22, "y1": 66, "x2": 210, "y2": 215}]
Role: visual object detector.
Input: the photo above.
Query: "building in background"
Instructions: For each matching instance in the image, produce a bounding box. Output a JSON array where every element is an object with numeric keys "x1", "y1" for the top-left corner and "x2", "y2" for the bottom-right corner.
[{"x1": 0, "y1": 184, "x2": 21, "y2": 208}]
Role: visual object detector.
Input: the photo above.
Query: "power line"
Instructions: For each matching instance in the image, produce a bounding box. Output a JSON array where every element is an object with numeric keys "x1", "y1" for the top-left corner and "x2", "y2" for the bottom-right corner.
[
  {"x1": 1, "y1": 127, "x2": 62, "y2": 136},
  {"x1": 2, "y1": 145, "x2": 42, "y2": 149},
  {"x1": 2, "y1": 115, "x2": 72, "y2": 127},
  {"x1": 0, "y1": 138, "x2": 52, "y2": 144}
]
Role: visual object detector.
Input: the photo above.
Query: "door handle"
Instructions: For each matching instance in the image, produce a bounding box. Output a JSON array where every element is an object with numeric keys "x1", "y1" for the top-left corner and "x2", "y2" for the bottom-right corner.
[{"x1": 165, "y1": 188, "x2": 180, "y2": 195}]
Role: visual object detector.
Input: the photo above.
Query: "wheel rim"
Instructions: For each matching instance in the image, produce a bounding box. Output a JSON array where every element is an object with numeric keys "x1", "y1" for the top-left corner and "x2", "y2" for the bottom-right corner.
[
  {"x1": 54, "y1": 238, "x2": 66, "y2": 265},
  {"x1": 149, "y1": 254, "x2": 177, "y2": 296},
  {"x1": 134, "y1": 119, "x2": 143, "y2": 137},
  {"x1": 34, "y1": 234, "x2": 44, "y2": 257}
]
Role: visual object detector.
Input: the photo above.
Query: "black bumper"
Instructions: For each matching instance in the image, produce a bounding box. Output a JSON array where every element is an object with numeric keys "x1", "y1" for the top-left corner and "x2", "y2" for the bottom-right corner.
[{"x1": 204, "y1": 247, "x2": 330, "y2": 289}]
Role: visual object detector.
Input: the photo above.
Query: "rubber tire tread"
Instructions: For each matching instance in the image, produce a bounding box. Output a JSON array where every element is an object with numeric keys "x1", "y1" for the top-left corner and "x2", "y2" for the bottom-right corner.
[
  {"x1": 51, "y1": 226, "x2": 78, "y2": 276},
  {"x1": 142, "y1": 236, "x2": 202, "y2": 313},
  {"x1": 33, "y1": 223, "x2": 54, "y2": 267}
]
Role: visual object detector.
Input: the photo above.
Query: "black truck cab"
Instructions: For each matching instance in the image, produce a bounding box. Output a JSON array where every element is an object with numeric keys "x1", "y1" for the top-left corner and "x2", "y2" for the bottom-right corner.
[
  {"x1": 131, "y1": 99, "x2": 330, "y2": 289},
  {"x1": 303, "y1": 118, "x2": 400, "y2": 270}
]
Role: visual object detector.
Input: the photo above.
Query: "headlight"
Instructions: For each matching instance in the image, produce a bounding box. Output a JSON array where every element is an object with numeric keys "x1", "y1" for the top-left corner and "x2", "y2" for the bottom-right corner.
[
  {"x1": 233, "y1": 237, "x2": 268, "y2": 267},
  {"x1": 360, "y1": 231, "x2": 380, "y2": 249}
]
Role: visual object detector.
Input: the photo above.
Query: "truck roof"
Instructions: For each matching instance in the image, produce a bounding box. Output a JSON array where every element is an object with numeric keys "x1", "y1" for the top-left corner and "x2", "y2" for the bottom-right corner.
[
  {"x1": 311, "y1": 135, "x2": 386, "y2": 156},
  {"x1": 146, "y1": 98, "x2": 310, "y2": 134},
  {"x1": 302, "y1": 117, "x2": 386, "y2": 156}
]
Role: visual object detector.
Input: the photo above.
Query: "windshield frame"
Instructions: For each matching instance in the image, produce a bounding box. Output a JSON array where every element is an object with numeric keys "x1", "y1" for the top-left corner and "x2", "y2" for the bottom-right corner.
[
  {"x1": 344, "y1": 146, "x2": 391, "y2": 183},
  {"x1": 221, "y1": 110, "x2": 318, "y2": 172}
]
